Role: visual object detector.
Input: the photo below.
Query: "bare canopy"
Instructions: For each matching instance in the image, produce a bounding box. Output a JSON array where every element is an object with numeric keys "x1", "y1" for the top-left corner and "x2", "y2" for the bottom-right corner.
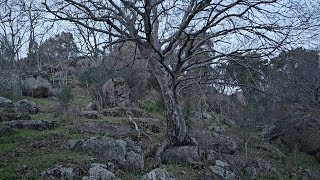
[{"x1": 43, "y1": 0, "x2": 316, "y2": 162}]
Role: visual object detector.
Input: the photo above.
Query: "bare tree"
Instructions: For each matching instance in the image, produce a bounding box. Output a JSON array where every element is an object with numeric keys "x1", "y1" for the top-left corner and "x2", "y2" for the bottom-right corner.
[
  {"x1": 0, "y1": 0, "x2": 50, "y2": 71},
  {"x1": 0, "y1": 0, "x2": 29, "y2": 69},
  {"x1": 43, "y1": 0, "x2": 315, "y2": 162}
]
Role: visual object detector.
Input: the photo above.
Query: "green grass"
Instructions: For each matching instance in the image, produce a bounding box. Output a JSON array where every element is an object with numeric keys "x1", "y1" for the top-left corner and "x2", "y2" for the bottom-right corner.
[
  {"x1": 285, "y1": 151, "x2": 320, "y2": 172},
  {"x1": 72, "y1": 88, "x2": 92, "y2": 108},
  {"x1": 27, "y1": 96, "x2": 57, "y2": 112},
  {"x1": 0, "y1": 141, "x2": 22, "y2": 154},
  {"x1": 30, "y1": 112, "x2": 57, "y2": 121},
  {"x1": 0, "y1": 149, "x2": 92, "y2": 180},
  {"x1": 139, "y1": 100, "x2": 165, "y2": 119},
  {"x1": 0, "y1": 125, "x2": 92, "y2": 179},
  {"x1": 97, "y1": 116, "x2": 126, "y2": 124},
  {"x1": 166, "y1": 163, "x2": 202, "y2": 180},
  {"x1": 0, "y1": 129, "x2": 48, "y2": 144}
]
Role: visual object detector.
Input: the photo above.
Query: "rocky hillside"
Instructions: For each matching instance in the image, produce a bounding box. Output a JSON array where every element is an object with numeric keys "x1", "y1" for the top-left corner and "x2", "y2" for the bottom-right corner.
[{"x1": 1, "y1": 83, "x2": 320, "y2": 180}]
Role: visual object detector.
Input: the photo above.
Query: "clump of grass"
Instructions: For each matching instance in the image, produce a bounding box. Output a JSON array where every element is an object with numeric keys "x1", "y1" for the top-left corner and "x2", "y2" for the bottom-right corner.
[
  {"x1": 285, "y1": 151, "x2": 320, "y2": 171},
  {"x1": 139, "y1": 100, "x2": 165, "y2": 118},
  {"x1": 72, "y1": 87, "x2": 92, "y2": 108},
  {"x1": 27, "y1": 96, "x2": 57, "y2": 112},
  {"x1": 56, "y1": 86, "x2": 74, "y2": 111}
]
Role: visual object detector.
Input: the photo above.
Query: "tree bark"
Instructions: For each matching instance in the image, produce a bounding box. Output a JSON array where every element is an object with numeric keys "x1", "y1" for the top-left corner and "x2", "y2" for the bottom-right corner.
[
  {"x1": 144, "y1": 52, "x2": 187, "y2": 142},
  {"x1": 144, "y1": 52, "x2": 191, "y2": 164},
  {"x1": 154, "y1": 62, "x2": 187, "y2": 144}
]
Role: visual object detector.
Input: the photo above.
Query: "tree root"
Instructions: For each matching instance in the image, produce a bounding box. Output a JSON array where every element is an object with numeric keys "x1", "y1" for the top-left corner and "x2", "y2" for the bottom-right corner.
[
  {"x1": 154, "y1": 138, "x2": 171, "y2": 166},
  {"x1": 154, "y1": 134, "x2": 198, "y2": 166}
]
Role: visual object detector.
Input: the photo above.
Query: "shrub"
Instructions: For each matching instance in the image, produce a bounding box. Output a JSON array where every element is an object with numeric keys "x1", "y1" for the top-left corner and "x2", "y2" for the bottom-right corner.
[
  {"x1": 56, "y1": 86, "x2": 74, "y2": 111},
  {"x1": 77, "y1": 65, "x2": 112, "y2": 88}
]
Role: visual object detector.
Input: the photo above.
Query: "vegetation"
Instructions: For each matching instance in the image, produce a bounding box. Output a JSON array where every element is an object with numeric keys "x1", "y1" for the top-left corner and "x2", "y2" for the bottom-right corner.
[{"x1": 1, "y1": 0, "x2": 320, "y2": 179}]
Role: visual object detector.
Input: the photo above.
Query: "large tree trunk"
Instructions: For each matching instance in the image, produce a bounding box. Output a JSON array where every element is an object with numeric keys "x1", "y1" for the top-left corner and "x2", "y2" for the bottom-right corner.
[
  {"x1": 139, "y1": 45, "x2": 195, "y2": 163},
  {"x1": 147, "y1": 54, "x2": 191, "y2": 163},
  {"x1": 151, "y1": 60, "x2": 188, "y2": 144}
]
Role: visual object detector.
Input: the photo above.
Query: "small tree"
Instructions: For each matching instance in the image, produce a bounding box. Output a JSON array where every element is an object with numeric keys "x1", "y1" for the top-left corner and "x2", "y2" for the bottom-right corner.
[{"x1": 39, "y1": 32, "x2": 78, "y2": 66}]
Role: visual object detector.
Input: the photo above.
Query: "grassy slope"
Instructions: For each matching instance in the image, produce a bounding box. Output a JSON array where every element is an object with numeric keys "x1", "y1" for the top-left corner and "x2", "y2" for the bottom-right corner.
[
  {"x1": 0, "y1": 87, "x2": 201, "y2": 179},
  {"x1": 1, "y1": 86, "x2": 319, "y2": 179}
]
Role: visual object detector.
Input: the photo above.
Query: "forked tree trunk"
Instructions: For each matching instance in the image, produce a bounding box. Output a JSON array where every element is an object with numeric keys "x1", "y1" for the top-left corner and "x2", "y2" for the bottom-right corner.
[
  {"x1": 139, "y1": 45, "x2": 195, "y2": 163},
  {"x1": 146, "y1": 54, "x2": 191, "y2": 163},
  {"x1": 151, "y1": 59, "x2": 188, "y2": 144}
]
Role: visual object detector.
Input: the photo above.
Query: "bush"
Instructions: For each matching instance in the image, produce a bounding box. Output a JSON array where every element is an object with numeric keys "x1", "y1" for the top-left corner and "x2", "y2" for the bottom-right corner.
[
  {"x1": 77, "y1": 65, "x2": 112, "y2": 88},
  {"x1": 56, "y1": 86, "x2": 74, "y2": 111}
]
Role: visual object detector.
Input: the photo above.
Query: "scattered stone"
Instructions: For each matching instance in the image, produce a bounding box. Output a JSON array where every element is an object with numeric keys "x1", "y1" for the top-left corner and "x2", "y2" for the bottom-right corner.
[
  {"x1": 81, "y1": 137, "x2": 127, "y2": 163},
  {"x1": 191, "y1": 130, "x2": 239, "y2": 154},
  {"x1": 0, "y1": 124, "x2": 13, "y2": 136},
  {"x1": 68, "y1": 121, "x2": 138, "y2": 138},
  {"x1": 86, "y1": 102, "x2": 98, "y2": 111},
  {"x1": 141, "y1": 168, "x2": 175, "y2": 180},
  {"x1": 0, "y1": 109, "x2": 31, "y2": 122},
  {"x1": 14, "y1": 99, "x2": 38, "y2": 114},
  {"x1": 102, "y1": 77, "x2": 131, "y2": 108},
  {"x1": 162, "y1": 146, "x2": 201, "y2": 165},
  {"x1": 290, "y1": 167, "x2": 317, "y2": 180},
  {"x1": 78, "y1": 136, "x2": 144, "y2": 171},
  {"x1": 252, "y1": 143, "x2": 286, "y2": 160},
  {"x1": 125, "y1": 150, "x2": 144, "y2": 171},
  {"x1": 0, "y1": 96, "x2": 13, "y2": 108},
  {"x1": 81, "y1": 110, "x2": 99, "y2": 119},
  {"x1": 201, "y1": 112, "x2": 212, "y2": 119},
  {"x1": 3, "y1": 120, "x2": 56, "y2": 131},
  {"x1": 83, "y1": 163, "x2": 118, "y2": 180},
  {"x1": 17, "y1": 164, "x2": 33, "y2": 179},
  {"x1": 244, "y1": 166, "x2": 257, "y2": 179},
  {"x1": 207, "y1": 160, "x2": 238, "y2": 180},
  {"x1": 89, "y1": 162, "x2": 115, "y2": 173},
  {"x1": 65, "y1": 139, "x2": 83, "y2": 150},
  {"x1": 254, "y1": 159, "x2": 277, "y2": 175},
  {"x1": 23, "y1": 76, "x2": 51, "y2": 98},
  {"x1": 40, "y1": 165, "x2": 79, "y2": 180}
]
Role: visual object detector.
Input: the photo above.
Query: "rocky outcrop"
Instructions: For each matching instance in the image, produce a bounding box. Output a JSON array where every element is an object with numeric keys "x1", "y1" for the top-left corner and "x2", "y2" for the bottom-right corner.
[
  {"x1": 3, "y1": 120, "x2": 57, "y2": 131},
  {"x1": 68, "y1": 121, "x2": 139, "y2": 138},
  {"x1": 83, "y1": 163, "x2": 118, "y2": 180},
  {"x1": 191, "y1": 130, "x2": 239, "y2": 155},
  {"x1": 78, "y1": 137, "x2": 144, "y2": 171},
  {"x1": 14, "y1": 99, "x2": 38, "y2": 114},
  {"x1": 102, "y1": 78, "x2": 131, "y2": 108},
  {"x1": 40, "y1": 165, "x2": 79, "y2": 180},
  {"x1": 0, "y1": 125, "x2": 13, "y2": 136},
  {"x1": 205, "y1": 160, "x2": 239, "y2": 180},
  {"x1": 0, "y1": 97, "x2": 38, "y2": 121},
  {"x1": 0, "y1": 97, "x2": 13, "y2": 108},
  {"x1": 85, "y1": 102, "x2": 98, "y2": 111},
  {"x1": 80, "y1": 110, "x2": 99, "y2": 119},
  {"x1": 141, "y1": 168, "x2": 175, "y2": 180},
  {"x1": 162, "y1": 146, "x2": 201, "y2": 165},
  {"x1": 0, "y1": 108, "x2": 31, "y2": 122},
  {"x1": 23, "y1": 76, "x2": 51, "y2": 98}
]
